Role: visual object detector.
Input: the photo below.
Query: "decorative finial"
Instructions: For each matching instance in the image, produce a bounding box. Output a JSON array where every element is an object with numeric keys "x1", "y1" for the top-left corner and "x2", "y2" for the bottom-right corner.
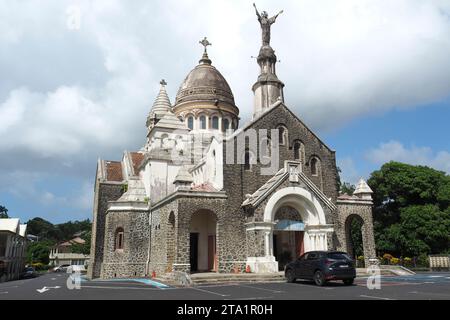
[
  {"x1": 198, "y1": 37, "x2": 212, "y2": 65},
  {"x1": 199, "y1": 37, "x2": 212, "y2": 53},
  {"x1": 160, "y1": 79, "x2": 167, "y2": 86}
]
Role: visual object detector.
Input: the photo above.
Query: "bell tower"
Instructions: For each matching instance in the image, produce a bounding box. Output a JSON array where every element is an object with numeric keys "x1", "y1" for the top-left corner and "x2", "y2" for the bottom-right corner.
[{"x1": 252, "y1": 4, "x2": 285, "y2": 119}]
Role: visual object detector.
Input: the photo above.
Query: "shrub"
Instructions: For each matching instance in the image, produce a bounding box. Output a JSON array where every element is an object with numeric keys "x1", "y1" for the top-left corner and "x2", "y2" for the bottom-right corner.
[
  {"x1": 391, "y1": 257, "x2": 400, "y2": 265},
  {"x1": 403, "y1": 257, "x2": 412, "y2": 266},
  {"x1": 31, "y1": 262, "x2": 49, "y2": 271},
  {"x1": 382, "y1": 253, "x2": 393, "y2": 264},
  {"x1": 417, "y1": 254, "x2": 429, "y2": 268}
]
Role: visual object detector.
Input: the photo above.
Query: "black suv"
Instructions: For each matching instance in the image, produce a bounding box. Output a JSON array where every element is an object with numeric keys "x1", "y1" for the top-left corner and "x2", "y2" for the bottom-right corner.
[{"x1": 285, "y1": 251, "x2": 356, "y2": 286}]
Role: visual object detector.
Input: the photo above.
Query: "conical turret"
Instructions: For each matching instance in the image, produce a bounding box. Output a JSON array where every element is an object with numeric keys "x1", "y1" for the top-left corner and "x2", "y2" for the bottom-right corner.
[{"x1": 146, "y1": 80, "x2": 172, "y2": 129}]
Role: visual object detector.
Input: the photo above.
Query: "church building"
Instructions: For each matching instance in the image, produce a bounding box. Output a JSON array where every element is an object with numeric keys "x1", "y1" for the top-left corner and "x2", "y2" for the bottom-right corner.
[{"x1": 88, "y1": 9, "x2": 376, "y2": 280}]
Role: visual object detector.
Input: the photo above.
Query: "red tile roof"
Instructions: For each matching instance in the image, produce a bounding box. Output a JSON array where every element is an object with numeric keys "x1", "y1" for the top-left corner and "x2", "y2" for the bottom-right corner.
[
  {"x1": 105, "y1": 161, "x2": 123, "y2": 182},
  {"x1": 130, "y1": 152, "x2": 144, "y2": 175}
]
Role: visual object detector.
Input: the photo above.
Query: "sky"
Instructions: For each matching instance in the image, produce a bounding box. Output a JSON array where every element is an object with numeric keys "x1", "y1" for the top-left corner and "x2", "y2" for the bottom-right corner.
[{"x1": 1, "y1": 0, "x2": 449, "y2": 224}]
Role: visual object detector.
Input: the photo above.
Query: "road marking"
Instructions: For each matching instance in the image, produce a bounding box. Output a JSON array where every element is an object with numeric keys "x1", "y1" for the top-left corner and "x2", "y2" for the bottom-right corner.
[
  {"x1": 191, "y1": 287, "x2": 230, "y2": 297},
  {"x1": 235, "y1": 284, "x2": 283, "y2": 293},
  {"x1": 360, "y1": 295, "x2": 394, "y2": 300},
  {"x1": 51, "y1": 278, "x2": 57, "y2": 280},
  {"x1": 0, "y1": 291, "x2": 8, "y2": 294},
  {"x1": 227, "y1": 296, "x2": 274, "y2": 300},
  {"x1": 429, "y1": 275, "x2": 444, "y2": 278},
  {"x1": 37, "y1": 286, "x2": 61, "y2": 293},
  {"x1": 0, "y1": 285, "x2": 18, "y2": 290},
  {"x1": 81, "y1": 285, "x2": 162, "y2": 290},
  {"x1": 409, "y1": 290, "x2": 450, "y2": 298},
  {"x1": 291, "y1": 282, "x2": 334, "y2": 290}
]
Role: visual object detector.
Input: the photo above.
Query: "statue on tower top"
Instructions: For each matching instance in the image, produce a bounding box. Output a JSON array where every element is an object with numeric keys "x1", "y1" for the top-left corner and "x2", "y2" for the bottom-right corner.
[{"x1": 253, "y1": 3, "x2": 283, "y2": 47}]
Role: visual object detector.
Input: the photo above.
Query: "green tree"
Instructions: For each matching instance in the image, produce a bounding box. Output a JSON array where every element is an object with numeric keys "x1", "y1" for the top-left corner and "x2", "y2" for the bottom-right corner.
[
  {"x1": 0, "y1": 205, "x2": 8, "y2": 218},
  {"x1": 26, "y1": 240, "x2": 54, "y2": 265},
  {"x1": 368, "y1": 161, "x2": 450, "y2": 257},
  {"x1": 340, "y1": 182, "x2": 356, "y2": 195},
  {"x1": 26, "y1": 217, "x2": 61, "y2": 242}
]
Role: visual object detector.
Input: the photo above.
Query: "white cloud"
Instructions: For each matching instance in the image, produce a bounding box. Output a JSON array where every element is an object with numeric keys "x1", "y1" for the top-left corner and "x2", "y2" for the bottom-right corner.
[
  {"x1": 365, "y1": 140, "x2": 450, "y2": 173},
  {"x1": 337, "y1": 157, "x2": 361, "y2": 185},
  {"x1": 1, "y1": 0, "x2": 449, "y2": 220}
]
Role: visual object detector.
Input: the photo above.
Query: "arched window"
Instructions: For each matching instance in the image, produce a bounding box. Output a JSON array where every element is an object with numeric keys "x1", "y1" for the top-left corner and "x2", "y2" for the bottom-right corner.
[
  {"x1": 278, "y1": 125, "x2": 288, "y2": 145},
  {"x1": 223, "y1": 118, "x2": 230, "y2": 132},
  {"x1": 310, "y1": 157, "x2": 319, "y2": 176},
  {"x1": 293, "y1": 141, "x2": 304, "y2": 162},
  {"x1": 244, "y1": 150, "x2": 253, "y2": 171},
  {"x1": 115, "y1": 227, "x2": 124, "y2": 251},
  {"x1": 212, "y1": 116, "x2": 219, "y2": 129},
  {"x1": 187, "y1": 116, "x2": 194, "y2": 130},
  {"x1": 199, "y1": 115, "x2": 207, "y2": 129},
  {"x1": 260, "y1": 137, "x2": 272, "y2": 158}
]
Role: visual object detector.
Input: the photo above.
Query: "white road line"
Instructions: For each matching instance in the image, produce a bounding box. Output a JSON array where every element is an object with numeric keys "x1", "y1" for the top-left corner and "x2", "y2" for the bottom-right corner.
[
  {"x1": 0, "y1": 285, "x2": 18, "y2": 289},
  {"x1": 0, "y1": 291, "x2": 8, "y2": 294},
  {"x1": 227, "y1": 296, "x2": 274, "y2": 300},
  {"x1": 81, "y1": 285, "x2": 162, "y2": 290},
  {"x1": 235, "y1": 284, "x2": 283, "y2": 293},
  {"x1": 191, "y1": 287, "x2": 230, "y2": 297},
  {"x1": 409, "y1": 290, "x2": 450, "y2": 298},
  {"x1": 291, "y1": 282, "x2": 334, "y2": 290},
  {"x1": 360, "y1": 295, "x2": 394, "y2": 300}
]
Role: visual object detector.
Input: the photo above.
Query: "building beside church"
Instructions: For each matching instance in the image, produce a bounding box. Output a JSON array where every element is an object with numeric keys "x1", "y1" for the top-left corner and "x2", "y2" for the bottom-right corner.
[
  {"x1": 88, "y1": 12, "x2": 376, "y2": 280},
  {"x1": 0, "y1": 218, "x2": 27, "y2": 282}
]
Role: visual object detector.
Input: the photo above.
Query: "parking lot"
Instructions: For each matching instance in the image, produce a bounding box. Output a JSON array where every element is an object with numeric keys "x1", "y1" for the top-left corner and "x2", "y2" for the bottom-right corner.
[{"x1": 1, "y1": 272, "x2": 450, "y2": 300}]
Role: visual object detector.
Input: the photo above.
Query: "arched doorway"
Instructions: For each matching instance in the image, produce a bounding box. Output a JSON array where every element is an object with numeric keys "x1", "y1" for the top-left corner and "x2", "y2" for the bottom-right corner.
[
  {"x1": 260, "y1": 187, "x2": 333, "y2": 272},
  {"x1": 189, "y1": 210, "x2": 218, "y2": 273},
  {"x1": 345, "y1": 214, "x2": 364, "y2": 266},
  {"x1": 273, "y1": 205, "x2": 305, "y2": 271}
]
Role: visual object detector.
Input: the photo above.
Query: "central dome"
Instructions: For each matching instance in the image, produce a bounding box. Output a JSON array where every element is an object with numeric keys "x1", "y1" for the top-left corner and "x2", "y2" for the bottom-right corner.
[{"x1": 175, "y1": 59, "x2": 236, "y2": 107}]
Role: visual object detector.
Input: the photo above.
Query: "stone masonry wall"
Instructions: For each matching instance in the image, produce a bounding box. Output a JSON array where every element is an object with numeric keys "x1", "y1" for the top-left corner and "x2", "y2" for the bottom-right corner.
[
  {"x1": 88, "y1": 182, "x2": 124, "y2": 279},
  {"x1": 101, "y1": 210, "x2": 150, "y2": 278}
]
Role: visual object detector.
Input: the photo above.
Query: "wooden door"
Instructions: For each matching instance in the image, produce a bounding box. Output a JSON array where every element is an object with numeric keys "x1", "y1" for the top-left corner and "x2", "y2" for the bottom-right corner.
[{"x1": 208, "y1": 235, "x2": 217, "y2": 271}]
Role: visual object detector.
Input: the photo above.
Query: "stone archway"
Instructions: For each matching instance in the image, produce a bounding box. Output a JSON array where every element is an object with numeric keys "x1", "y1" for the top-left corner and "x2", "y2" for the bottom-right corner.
[
  {"x1": 246, "y1": 186, "x2": 333, "y2": 273},
  {"x1": 345, "y1": 214, "x2": 364, "y2": 258},
  {"x1": 336, "y1": 201, "x2": 377, "y2": 267},
  {"x1": 264, "y1": 187, "x2": 332, "y2": 256},
  {"x1": 189, "y1": 209, "x2": 218, "y2": 273},
  {"x1": 344, "y1": 214, "x2": 369, "y2": 267},
  {"x1": 273, "y1": 205, "x2": 305, "y2": 271}
]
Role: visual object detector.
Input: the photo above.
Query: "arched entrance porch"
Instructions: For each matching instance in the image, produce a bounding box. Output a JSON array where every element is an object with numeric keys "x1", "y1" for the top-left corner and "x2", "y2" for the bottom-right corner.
[
  {"x1": 272, "y1": 205, "x2": 305, "y2": 271},
  {"x1": 246, "y1": 186, "x2": 334, "y2": 273}
]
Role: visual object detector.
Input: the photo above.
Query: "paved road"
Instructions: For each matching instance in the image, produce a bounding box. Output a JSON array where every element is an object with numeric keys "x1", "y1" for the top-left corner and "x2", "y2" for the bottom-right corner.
[{"x1": 1, "y1": 272, "x2": 450, "y2": 300}]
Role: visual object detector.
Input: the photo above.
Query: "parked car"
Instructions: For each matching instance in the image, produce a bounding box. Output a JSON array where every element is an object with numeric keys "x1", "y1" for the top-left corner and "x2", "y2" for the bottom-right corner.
[
  {"x1": 20, "y1": 267, "x2": 37, "y2": 279},
  {"x1": 66, "y1": 265, "x2": 87, "y2": 274},
  {"x1": 53, "y1": 264, "x2": 70, "y2": 273},
  {"x1": 284, "y1": 251, "x2": 356, "y2": 286}
]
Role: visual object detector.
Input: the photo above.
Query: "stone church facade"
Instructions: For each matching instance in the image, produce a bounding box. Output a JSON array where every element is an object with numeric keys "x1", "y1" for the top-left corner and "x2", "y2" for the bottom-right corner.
[{"x1": 88, "y1": 17, "x2": 376, "y2": 280}]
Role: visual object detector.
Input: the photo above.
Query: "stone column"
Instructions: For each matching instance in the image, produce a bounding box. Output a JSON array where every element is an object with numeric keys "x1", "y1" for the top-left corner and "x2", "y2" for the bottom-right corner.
[{"x1": 245, "y1": 221, "x2": 278, "y2": 273}]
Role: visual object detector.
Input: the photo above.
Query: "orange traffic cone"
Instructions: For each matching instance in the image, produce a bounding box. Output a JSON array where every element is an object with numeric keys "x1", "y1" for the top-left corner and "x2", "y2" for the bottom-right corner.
[
  {"x1": 151, "y1": 271, "x2": 156, "y2": 278},
  {"x1": 246, "y1": 265, "x2": 251, "y2": 273}
]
